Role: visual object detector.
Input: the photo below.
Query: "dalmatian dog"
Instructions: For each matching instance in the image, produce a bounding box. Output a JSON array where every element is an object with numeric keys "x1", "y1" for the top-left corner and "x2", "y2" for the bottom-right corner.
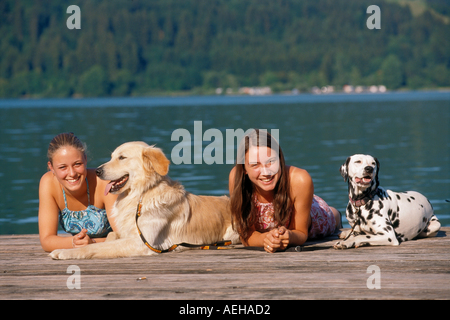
[{"x1": 334, "y1": 154, "x2": 441, "y2": 249}]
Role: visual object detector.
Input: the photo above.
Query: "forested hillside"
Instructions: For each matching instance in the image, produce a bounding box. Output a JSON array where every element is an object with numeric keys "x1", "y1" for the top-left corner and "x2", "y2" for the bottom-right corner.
[{"x1": 0, "y1": 0, "x2": 449, "y2": 98}]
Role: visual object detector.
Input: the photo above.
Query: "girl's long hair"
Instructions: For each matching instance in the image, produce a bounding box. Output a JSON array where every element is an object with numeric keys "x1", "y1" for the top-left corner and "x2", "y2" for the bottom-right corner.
[{"x1": 230, "y1": 129, "x2": 292, "y2": 240}]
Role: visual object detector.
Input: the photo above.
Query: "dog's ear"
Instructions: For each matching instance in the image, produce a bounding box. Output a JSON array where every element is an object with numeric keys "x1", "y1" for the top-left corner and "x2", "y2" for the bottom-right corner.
[
  {"x1": 374, "y1": 157, "x2": 380, "y2": 186},
  {"x1": 340, "y1": 157, "x2": 350, "y2": 182},
  {"x1": 142, "y1": 147, "x2": 170, "y2": 176}
]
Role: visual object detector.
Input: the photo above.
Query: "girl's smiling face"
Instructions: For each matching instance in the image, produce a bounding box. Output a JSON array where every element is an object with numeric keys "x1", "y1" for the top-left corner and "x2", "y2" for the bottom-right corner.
[
  {"x1": 48, "y1": 146, "x2": 87, "y2": 192},
  {"x1": 244, "y1": 146, "x2": 280, "y2": 197}
]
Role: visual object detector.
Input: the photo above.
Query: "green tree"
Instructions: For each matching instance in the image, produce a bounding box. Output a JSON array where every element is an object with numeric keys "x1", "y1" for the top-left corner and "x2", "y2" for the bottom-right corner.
[
  {"x1": 77, "y1": 65, "x2": 109, "y2": 96},
  {"x1": 111, "y1": 69, "x2": 134, "y2": 96},
  {"x1": 380, "y1": 54, "x2": 404, "y2": 89},
  {"x1": 1, "y1": 0, "x2": 450, "y2": 98}
]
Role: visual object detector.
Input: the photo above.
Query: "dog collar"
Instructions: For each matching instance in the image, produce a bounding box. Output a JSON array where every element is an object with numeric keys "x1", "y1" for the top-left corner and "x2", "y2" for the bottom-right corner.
[
  {"x1": 349, "y1": 188, "x2": 378, "y2": 207},
  {"x1": 349, "y1": 196, "x2": 371, "y2": 207},
  {"x1": 135, "y1": 197, "x2": 232, "y2": 253},
  {"x1": 135, "y1": 197, "x2": 178, "y2": 253}
]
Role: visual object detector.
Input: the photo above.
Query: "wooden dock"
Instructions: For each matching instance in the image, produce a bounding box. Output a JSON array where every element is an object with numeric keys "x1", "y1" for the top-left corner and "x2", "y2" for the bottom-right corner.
[{"x1": 1, "y1": 228, "x2": 449, "y2": 301}]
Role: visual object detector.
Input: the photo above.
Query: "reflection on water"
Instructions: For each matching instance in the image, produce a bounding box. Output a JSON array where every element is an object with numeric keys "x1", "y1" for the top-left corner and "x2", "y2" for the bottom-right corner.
[{"x1": 0, "y1": 92, "x2": 449, "y2": 234}]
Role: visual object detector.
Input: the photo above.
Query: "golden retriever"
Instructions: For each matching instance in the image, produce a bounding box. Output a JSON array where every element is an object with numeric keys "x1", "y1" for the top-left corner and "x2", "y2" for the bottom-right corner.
[{"x1": 50, "y1": 141, "x2": 239, "y2": 259}]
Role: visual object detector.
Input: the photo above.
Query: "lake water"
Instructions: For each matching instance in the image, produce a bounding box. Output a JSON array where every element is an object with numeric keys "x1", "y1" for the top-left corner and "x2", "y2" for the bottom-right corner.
[{"x1": 0, "y1": 91, "x2": 449, "y2": 234}]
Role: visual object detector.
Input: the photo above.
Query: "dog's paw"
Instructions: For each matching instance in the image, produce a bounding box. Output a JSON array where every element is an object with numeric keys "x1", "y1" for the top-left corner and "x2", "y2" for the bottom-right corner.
[
  {"x1": 333, "y1": 240, "x2": 354, "y2": 250},
  {"x1": 105, "y1": 232, "x2": 118, "y2": 242},
  {"x1": 49, "y1": 249, "x2": 71, "y2": 260},
  {"x1": 49, "y1": 248, "x2": 84, "y2": 260},
  {"x1": 338, "y1": 230, "x2": 352, "y2": 239}
]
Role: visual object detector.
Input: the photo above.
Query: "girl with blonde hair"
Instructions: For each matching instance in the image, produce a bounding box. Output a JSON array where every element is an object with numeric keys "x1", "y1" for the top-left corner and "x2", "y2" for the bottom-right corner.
[{"x1": 38, "y1": 133, "x2": 117, "y2": 252}]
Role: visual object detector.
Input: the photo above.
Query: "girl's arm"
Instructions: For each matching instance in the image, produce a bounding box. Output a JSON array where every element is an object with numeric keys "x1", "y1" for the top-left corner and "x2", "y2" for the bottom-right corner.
[
  {"x1": 284, "y1": 166, "x2": 314, "y2": 246},
  {"x1": 241, "y1": 227, "x2": 269, "y2": 247},
  {"x1": 38, "y1": 172, "x2": 75, "y2": 252},
  {"x1": 263, "y1": 167, "x2": 313, "y2": 252}
]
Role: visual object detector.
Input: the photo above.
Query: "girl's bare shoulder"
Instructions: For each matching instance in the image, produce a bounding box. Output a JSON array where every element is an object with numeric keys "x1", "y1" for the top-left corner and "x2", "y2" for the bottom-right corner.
[
  {"x1": 39, "y1": 171, "x2": 61, "y2": 202},
  {"x1": 287, "y1": 166, "x2": 312, "y2": 185},
  {"x1": 40, "y1": 171, "x2": 57, "y2": 188}
]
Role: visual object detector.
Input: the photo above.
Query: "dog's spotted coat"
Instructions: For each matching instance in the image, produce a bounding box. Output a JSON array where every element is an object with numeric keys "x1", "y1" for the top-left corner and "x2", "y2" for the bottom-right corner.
[{"x1": 334, "y1": 154, "x2": 441, "y2": 249}]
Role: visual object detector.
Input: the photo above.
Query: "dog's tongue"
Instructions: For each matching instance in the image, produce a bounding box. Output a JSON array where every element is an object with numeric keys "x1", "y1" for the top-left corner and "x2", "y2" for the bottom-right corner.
[
  {"x1": 104, "y1": 182, "x2": 114, "y2": 196},
  {"x1": 355, "y1": 177, "x2": 371, "y2": 184}
]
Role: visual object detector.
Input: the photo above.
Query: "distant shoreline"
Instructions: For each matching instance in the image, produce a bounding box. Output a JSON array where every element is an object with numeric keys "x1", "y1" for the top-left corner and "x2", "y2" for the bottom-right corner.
[{"x1": 1, "y1": 89, "x2": 450, "y2": 109}]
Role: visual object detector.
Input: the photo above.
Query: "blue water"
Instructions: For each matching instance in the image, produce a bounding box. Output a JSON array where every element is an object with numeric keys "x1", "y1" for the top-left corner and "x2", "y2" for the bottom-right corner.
[{"x1": 0, "y1": 91, "x2": 449, "y2": 234}]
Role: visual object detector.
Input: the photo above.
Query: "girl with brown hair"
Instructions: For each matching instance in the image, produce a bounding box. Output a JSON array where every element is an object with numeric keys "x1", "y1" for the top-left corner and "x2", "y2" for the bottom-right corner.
[
  {"x1": 38, "y1": 132, "x2": 117, "y2": 252},
  {"x1": 229, "y1": 129, "x2": 341, "y2": 253}
]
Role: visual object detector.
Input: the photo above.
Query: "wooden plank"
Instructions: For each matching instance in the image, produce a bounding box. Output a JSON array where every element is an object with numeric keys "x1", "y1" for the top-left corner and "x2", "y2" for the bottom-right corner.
[{"x1": 0, "y1": 228, "x2": 449, "y2": 300}]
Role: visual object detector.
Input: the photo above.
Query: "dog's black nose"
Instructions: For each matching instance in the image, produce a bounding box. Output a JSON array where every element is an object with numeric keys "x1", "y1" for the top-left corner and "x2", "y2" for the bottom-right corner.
[
  {"x1": 364, "y1": 166, "x2": 374, "y2": 173},
  {"x1": 96, "y1": 167, "x2": 103, "y2": 177}
]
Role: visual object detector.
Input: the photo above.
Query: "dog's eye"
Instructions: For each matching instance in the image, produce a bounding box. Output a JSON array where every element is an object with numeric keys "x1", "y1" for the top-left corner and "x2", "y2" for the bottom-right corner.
[
  {"x1": 354, "y1": 160, "x2": 361, "y2": 164},
  {"x1": 118, "y1": 156, "x2": 127, "y2": 160}
]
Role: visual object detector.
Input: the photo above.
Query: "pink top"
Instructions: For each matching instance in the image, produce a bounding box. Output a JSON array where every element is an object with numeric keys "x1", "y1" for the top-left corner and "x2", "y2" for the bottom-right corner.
[
  {"x1": 253, "y1": 194, "x2": 336, "y2": 239},
  {"x1": 253, "y1": 195, "x2": 291, "y2": 232}
]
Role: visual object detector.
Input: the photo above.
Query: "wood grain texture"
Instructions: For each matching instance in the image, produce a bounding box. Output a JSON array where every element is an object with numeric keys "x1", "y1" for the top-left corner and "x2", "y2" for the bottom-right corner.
[{"x1": 1, "y1": 228, "x2": 449, "y2": 300}]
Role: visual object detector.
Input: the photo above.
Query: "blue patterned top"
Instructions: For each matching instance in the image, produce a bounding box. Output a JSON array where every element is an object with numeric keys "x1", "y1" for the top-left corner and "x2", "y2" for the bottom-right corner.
[{"x1": 59, "y1": 178, "x2": 112, "y2": 238}]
